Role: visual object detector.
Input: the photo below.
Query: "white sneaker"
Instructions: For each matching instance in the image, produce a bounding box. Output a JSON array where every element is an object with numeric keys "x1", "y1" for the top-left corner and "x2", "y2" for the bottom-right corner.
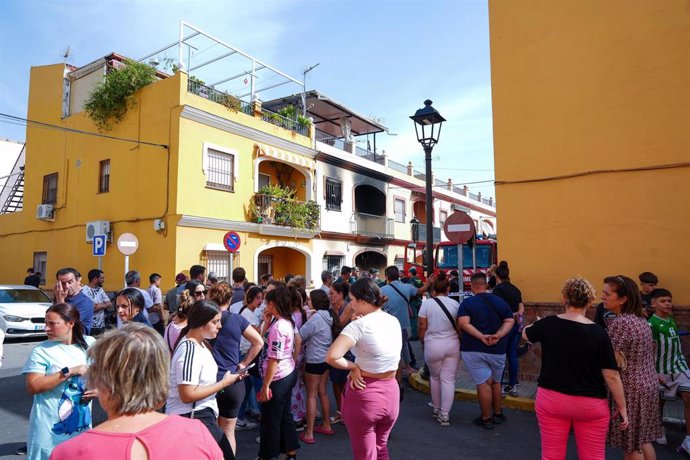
[
  {"x1": 236, "y1": 420, "x2": 258, "y2": 431},
  {"x1": 678, "y1": 436, "x2": 690, "y2": 454},
  {"x1": 655, "y1": 431, "x2": 667, "y2": 445}
]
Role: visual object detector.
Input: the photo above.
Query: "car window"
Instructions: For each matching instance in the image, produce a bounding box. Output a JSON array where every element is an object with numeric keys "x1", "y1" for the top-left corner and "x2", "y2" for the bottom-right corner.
[{"x1": 0, "y1": 289, "x2": 52, "y2": 303}]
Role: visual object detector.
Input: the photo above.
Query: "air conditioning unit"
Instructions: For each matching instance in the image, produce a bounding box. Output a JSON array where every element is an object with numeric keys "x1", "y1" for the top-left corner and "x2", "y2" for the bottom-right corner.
[
  {"x1": 36, "y1": 204, "x2": 54, "y2": 220},
  {"x1": 86, "y1": 221, "x2": 111, "y2": 242}
]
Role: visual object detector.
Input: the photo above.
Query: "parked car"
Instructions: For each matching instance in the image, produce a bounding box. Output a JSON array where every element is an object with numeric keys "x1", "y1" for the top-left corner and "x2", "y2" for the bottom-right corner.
[{"x1": 0, "y1": 285, "x2": 52, "y2": 338}]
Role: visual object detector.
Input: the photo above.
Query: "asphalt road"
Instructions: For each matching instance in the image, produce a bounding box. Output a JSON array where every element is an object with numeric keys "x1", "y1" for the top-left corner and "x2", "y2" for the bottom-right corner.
[{"x1": 1, "y1": 337, "x2": 686, "y2": 459}]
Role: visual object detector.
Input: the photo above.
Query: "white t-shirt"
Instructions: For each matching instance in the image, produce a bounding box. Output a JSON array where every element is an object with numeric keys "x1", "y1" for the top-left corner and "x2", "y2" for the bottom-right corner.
[
  {"x1": 418, "y1": 296, "x2": 460, "y2": 342},
  {"x1": 229, "y1": 301, "x2": 244, "y2": 314},
  {"x1": 82, "y1": 286, "x2": 110, "y2": 329},
  {"x1": 341, "y1": 309, "x2": 402, "y2": 373},
  {"x1": 166, "y1": 338, "x2": 219, "y2": 417},
  {"x1": 239, "y1": 306, "x2": 259, "y2": 354}
]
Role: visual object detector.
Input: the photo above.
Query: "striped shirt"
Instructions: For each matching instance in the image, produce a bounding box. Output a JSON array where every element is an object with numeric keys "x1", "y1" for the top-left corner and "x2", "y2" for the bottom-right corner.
[
  {"x1": 166, "y1": 338, "x2": 220, "y2": 417},
  {"x1": 649, "y1": 314, "x2": 688, "y2": 374}
]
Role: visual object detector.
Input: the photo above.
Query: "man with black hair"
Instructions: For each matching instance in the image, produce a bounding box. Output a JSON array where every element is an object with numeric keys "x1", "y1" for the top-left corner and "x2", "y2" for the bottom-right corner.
[
  {"x1": 639, "y1": 271, "x2": 659, "y2": 315},
  {"x1": 230, "y1": 267, "x2": 247, "y2": 304},
  {"x1": 335, "y1": 266, "x2": 353, "y2": 285},
  {"x1": 458, "y1": 272, "x2": 514, "y2": 429},
  {"x1": 24, "y1": 268, "x2": 41, "y2": 288},
  {"x1": 189, "y1": 264, "x2": 206, "y2": 283},
  {"x1": 147, "y1": 273, "x2": 164, "y2": 335},
  {"x1": 82, "y1": 269, "x2": 112, "y2": 336},
  {"x1": 54, "y1": 267, "x2": 94, "y2": 334}
]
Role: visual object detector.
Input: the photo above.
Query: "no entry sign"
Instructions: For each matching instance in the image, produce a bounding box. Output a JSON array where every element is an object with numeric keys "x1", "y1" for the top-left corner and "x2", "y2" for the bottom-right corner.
[
  {"x1": 223, "y1": 231, "x2": 241, "y2": 253},
  {"x1": 443, "y1": 211, "x2": 475, "y2": 244}
]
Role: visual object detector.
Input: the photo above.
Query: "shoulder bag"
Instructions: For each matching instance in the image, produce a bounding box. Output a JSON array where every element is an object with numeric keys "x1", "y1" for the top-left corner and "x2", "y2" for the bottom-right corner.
[{"x1": 432, "y1": 297, "x2": 458, "y2": 333}]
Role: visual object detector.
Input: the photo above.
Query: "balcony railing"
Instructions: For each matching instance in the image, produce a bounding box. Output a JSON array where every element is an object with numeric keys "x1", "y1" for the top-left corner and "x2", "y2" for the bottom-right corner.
[
  {"x1": 355, "y1": 146, "x2": 385, "y2": 165},
  {"x1": 187, "y1": 80, "x2": 253, "y2": 115},
  {"x1": 316, "y1": 130, "x2": 346, "y2": 150},
  {"x1": 260, "y1": 110, "x2": 310, "y2": 136},
  {"x1": 253, "y1": 194, "x2": 320, "y2": 231},
  {"x1": 350, "y1": 212, "x2": 394, "y2": 238}
]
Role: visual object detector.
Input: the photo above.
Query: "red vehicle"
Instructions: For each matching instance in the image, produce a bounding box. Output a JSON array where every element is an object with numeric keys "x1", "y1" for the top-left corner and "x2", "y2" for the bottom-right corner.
[{"x1": 403, "y1": 239, "x2": 498, "y2": 291}]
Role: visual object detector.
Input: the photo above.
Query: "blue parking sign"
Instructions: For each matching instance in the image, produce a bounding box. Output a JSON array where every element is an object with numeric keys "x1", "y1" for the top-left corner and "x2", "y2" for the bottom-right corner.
[{"x1": 93, "y1": 234, "x2": 106, "y2": 257}]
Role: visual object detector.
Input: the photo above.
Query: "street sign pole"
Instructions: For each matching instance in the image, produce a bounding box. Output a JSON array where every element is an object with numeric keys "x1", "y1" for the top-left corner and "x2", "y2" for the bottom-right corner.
[
  {"x1": 98, "y1": 256, "x2": 102, "y2": 271},
  {"x1": 117, "y1": 233, "x2": 139, "y2": 289},
  {"x1": 124, "y1": 255, "x2": 129, "y2": 288},
  {"x1": 457, "y1": 243, "x2": 463, "y2": 291}
]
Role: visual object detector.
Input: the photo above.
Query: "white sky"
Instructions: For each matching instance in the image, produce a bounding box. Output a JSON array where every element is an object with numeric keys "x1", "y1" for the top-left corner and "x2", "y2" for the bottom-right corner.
[{"x1": 0, "y1": 0, "x2": 496, "y2": 198}]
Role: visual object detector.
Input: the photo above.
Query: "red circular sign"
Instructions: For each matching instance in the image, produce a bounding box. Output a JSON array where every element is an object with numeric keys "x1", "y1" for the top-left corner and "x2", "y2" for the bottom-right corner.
[
  {"x1": 443, "y1": 211, "x2": 475, "y2": 244},
  {"x1": 223, "y1": 231, "x2": 241, "y2": 253}
]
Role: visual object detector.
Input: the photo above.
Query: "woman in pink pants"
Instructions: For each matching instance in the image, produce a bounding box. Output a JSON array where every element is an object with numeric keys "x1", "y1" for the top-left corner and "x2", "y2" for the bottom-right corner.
[
  {"x1": 418, "y1": 270, "x2": 460, "y2": 426},
  {"x1": 326, "y1": 278, "x2": 402, "y2": 460},
  {"x1": 523, "y1": 277, "x2": 628, "y2": 460}
]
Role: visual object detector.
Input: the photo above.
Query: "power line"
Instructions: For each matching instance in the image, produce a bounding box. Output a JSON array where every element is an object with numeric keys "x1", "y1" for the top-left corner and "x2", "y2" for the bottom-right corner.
[{"x1": 0, "y1": 113, "x2": 169, "y2": 149}]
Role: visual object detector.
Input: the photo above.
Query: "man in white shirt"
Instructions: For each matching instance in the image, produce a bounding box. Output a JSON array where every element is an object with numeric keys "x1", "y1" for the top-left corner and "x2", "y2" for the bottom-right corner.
[
  {"x1": 82, "y1": 269, "x2": 112, "y2": 336},
  {"x1": 147, "y1": 273, "x2": 164, "y2": 335}
]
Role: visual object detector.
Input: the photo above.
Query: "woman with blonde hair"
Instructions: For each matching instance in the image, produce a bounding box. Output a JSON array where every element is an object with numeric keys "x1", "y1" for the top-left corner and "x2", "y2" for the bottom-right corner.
[
  {"x1": 523, "y1": 277, "x2": 628, "y2": 460},
  {"x1": 50, "y1": 323, "x2": 222, "y2": 459}
]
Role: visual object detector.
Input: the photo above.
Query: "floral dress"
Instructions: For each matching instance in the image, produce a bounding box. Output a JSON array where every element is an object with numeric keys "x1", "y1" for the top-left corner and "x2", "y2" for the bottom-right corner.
[
  {"x1": 607, "y1": 314, "x2": 662, "y2": 452},
  {"x1": 290, "y1": 310, "x2": 307, "y2": 423}
]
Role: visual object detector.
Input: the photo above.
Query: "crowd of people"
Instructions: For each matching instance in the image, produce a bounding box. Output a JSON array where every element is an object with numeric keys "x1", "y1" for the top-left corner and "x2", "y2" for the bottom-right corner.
[{"x1": 9, "y1": 261, "x2": 688, "y2": 460}]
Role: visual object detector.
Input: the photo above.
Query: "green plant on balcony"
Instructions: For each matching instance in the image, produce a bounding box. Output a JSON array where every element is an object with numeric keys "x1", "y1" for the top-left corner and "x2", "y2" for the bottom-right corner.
[
  {"x1": 276, "y1": 105, "x2": 312, "y2": 131},
  {"x1": 219, "y1": 92, "x2": 241, "y2": 112},
  {"x1": 250, "y1": 184, "x2": 319, "y2": 230},
  {"x1": 84, "y1": 60, "x2": 156, "y2": 131}
]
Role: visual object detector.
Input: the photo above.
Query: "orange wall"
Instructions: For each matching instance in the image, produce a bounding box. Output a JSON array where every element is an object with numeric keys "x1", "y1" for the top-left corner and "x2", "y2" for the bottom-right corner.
[
  {"x1": 260, "y1": 247, "x2": 306, "y2": 281},
  {"x1": 489, "y1": 0, "x2": 690, "y2": 304}
]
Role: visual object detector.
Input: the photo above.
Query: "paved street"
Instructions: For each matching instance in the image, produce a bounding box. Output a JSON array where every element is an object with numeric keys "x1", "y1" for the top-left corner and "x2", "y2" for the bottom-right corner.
[{"x1": 1, "y1": 337, "x2": 686, "y2": 459}]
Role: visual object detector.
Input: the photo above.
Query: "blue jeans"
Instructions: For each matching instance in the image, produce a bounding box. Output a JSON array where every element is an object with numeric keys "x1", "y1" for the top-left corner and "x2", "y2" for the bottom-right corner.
[
  {"x1": 503, "y1": 324, "x2": 520, "y2": 387},
  {"x1": 238, "y1": 374, "x2": 262, "y2": 420}
]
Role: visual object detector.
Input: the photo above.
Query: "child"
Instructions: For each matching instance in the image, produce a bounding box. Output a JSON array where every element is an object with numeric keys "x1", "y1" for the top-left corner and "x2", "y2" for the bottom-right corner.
[
  {"x1": 639, "y1": 271, "x2": 659, "y2": 316},
  {"x1": 648, "y1": 288, "x2": 690, "y2": 452}
]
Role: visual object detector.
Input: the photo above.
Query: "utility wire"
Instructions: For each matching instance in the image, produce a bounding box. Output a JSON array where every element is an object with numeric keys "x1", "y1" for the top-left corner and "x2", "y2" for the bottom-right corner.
[{"x1": 0, "y1": 113, "x2": 169, "y2": 149}]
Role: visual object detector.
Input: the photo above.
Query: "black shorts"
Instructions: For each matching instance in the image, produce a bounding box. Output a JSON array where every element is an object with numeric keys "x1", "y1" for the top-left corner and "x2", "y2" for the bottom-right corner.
[
  {"x1": 215, "y1": 380, "x2": 246, "y2": 419},
  {"x1": 305, "y1": 362, "x2": 329, "y2": 375}
]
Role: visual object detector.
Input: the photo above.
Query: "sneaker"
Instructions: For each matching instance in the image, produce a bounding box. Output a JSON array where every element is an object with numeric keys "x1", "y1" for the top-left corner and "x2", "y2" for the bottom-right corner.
[
  {"x1": 501, "y1": 385, "x2": 512, "y2": 397},
  {"x1": 17, "y1": 445, "x2": 27, "y2": 455},
  {"x1": 419, "y1": 368, "x2": 430, "y2": 381},
  {"x1": 236, "y1": 419, "x2": 258, "y2": 431},
  {"x1": 492, "y1": 412, "x2": 507, "y2": 424},
  {"x1": 509, "y1": 384, "x2": 519, "y2": 397},
  {"x1": 473, "y1": 416, "x2": 494, "y2": 430},
  {"x1": 655, "y1": 435, "x2": 668, "y2": 445},
  {"x1": 294, "y1": 420, "x2": 306, "y2": 432},
  {"x1": 437, "y1": 413, "x2": 450, "y2": 427},
  {"x1": 678, "y1": 437, "x2": 690, "y2": 454}
]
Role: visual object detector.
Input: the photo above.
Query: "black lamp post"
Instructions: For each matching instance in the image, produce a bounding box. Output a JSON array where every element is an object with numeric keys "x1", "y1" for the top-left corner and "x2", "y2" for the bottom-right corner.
[{"x1": 410, "y1": 100, "x2": 445, "y2": 279}]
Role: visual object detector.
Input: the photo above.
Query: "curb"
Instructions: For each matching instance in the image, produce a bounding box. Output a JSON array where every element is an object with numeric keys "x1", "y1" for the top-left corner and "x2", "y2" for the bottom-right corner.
[{"x1": 408, "y1": 372, "x2": 535, "y2": 412}]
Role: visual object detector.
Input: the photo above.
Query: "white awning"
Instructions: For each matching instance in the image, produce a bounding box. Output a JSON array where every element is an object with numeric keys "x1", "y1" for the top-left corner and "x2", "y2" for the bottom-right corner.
[{"x1": 255, "y1": 143, "x2": 315, "y2": 170}]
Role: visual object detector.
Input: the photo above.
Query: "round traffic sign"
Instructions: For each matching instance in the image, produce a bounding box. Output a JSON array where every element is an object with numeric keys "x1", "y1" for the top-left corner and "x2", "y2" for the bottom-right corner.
[
  {"x1": 443, "y1": 211, "x2": 475, "y2": 244},
  {"x1": 223, "y1": 231, "x2": 241, "y2": 253},
  {"x1": 117, "y1": 233, "x2": 139, "y2": 256}
]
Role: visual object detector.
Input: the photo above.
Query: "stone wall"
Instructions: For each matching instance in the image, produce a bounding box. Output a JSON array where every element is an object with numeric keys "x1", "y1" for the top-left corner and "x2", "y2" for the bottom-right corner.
[{"x1": 519, "y1": 302, "x2": 690, "y2": 382}]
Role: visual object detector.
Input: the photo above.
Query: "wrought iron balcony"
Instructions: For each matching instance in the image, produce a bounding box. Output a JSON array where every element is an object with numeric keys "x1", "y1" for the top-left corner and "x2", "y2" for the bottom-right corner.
[
  {"x1": 350, "y1": 212, "x2": 394, "y2": 238},
  {"x1": 252, "y1": 194, "x2": 320, "y2": 231}
]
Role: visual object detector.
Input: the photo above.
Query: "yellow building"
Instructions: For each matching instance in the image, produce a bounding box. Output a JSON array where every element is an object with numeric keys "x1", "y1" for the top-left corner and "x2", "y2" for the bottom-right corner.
[
  {"x1": 0, "y1": 52, "x2": 319, "y2": 292},
  {"x1": 489, "y1": 1, "x2": 690, "y2": 304}
]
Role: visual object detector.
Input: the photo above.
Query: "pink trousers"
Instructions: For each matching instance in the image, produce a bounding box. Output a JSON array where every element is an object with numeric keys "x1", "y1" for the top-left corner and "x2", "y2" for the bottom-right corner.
[
  {"x1": 424, "y1": 337, "x2": 460, "y2": 416},
  {"x1": 535, "y1": 387, "x2": 610, "y2": 460},
  {"x1": 342, "y1": 377, "x2": 399, "y2": 460}
]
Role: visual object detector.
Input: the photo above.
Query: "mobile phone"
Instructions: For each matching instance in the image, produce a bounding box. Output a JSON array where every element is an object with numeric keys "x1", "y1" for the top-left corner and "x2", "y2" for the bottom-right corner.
[
  {"x1": 233, "y1": 363, "x2": 256, "y2": 375},
  {"x1": 60, "y1": 367, "x2": 69, "y2": 376}
]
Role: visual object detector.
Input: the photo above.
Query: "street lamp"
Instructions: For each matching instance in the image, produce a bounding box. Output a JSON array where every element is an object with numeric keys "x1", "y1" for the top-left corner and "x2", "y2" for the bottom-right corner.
[{"x1": 410, "y1": 100, "x2": 445, "y2": 279}]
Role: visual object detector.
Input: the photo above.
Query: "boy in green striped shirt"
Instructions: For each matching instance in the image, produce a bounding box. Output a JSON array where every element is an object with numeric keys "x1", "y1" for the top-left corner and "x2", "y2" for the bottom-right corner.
[{"x1": 648, "y1": 288, "x2": 690, "y2": 451}]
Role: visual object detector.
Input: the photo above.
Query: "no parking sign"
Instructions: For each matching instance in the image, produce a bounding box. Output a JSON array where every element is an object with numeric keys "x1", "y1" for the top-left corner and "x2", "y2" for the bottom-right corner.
[{"x1": 223, "y1": 231, "x2": 241, "y2": 253}]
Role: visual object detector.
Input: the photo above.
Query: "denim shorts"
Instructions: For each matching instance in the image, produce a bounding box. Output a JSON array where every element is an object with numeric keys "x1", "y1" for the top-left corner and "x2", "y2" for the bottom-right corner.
[{"x1": 461, "y1": 351, "x2": 506, "y2": 385}]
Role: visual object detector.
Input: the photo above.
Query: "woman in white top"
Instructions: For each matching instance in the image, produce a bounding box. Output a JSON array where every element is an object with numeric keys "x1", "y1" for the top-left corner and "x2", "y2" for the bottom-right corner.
[
  {"x1": 326, "y1": 278, "x2": 402, "y2": 460},
  {"x1": 418, "y1": 270, "x2": 460, "y2": 426},
  {"x1": 166, "y1": 300, "x2": 240, "y2": 460}
]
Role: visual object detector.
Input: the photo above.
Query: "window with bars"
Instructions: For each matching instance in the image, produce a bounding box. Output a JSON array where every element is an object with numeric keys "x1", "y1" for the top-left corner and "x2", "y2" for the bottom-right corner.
[
  {"x1": 98, "y1": 159, "x2": 110, "y2": 193},
  {"x1": 394, "y1": 198, "x2": 406, "y2": 223},
  {"x1": 258, "y1": 255, "x2": 272, "y2": 279},
  {"x1": 206, "y1": 148, "x2": 234, "y2": 192},
  {"x1": 325, "y1": 178, "x2": 342, "y2": 211},
  {"x1": 322, "y1": 255, "x2": 344, "y2": 273},
  {"x1": 42, "y1": 173, "x2": 58, "y2": 204},
  {"x1": 205, "y1": 251, "x2": 230, "y2": 283}
]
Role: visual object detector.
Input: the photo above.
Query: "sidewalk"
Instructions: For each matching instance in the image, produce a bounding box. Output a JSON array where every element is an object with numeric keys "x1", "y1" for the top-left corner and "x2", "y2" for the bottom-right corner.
[{"x1": 406, "y1": 341, "x2": 687, "y2": 424}]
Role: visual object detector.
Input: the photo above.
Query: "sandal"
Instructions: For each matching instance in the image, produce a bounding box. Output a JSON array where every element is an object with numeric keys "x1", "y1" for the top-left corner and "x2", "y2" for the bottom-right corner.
[
  {"x1": 329, "y1": 412, "x2": 342, "y2": 425},
  {"x1": 299, "y1": 432, "x2": 315, "y2": 444},
  {"x1": 314, "y1": 426, "x2": 335, "y2": 435}
]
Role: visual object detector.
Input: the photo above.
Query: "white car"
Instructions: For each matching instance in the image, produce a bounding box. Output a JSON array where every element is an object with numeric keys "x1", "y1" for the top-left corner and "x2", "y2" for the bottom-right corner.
[{"x1": 0, "y1": 285, "x2": 52, "y2": 338}]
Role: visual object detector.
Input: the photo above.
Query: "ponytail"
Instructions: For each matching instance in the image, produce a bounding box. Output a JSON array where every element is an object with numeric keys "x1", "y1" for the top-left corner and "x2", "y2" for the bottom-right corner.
[
  {"x1": 46, "y1": 303, "x2": 88, "y2": 350},
  {"x1": 329, "y1": 308, "x2": 341, "y2": 341}
]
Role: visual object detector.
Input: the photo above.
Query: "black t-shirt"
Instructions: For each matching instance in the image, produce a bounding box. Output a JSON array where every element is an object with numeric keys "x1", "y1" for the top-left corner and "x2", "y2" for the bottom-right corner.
[
  {"x1": 492, "y1": 281, "x2": 522, "y2": 313},
  {"x1": 525, "y1": 315, "x2": 617, "y2": 399}
]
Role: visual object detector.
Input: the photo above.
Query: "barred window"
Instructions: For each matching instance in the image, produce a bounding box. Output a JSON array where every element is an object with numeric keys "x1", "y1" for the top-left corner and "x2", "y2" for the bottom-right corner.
[
  {"x1": 323, "y1": 255, "x2": 344, "y2": 273},
  {"x1": 258, "y1": 255, "x2": 272, "y2": 279},
  {"x1": 440, "y1": 210, "x2": 448, "y2": 227},
  {"x1": 325, "y1": 178, "x2": 341, "y2": 211},
  {"x1": 205, "y1": 251, "x2": 230, "y2": 283},
  {"x1": 98, "y1": 159, "x2": 110, "y2": 193},
  {"x1": 206, "y1": 148, "x2": 234, "y2": 192}
]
